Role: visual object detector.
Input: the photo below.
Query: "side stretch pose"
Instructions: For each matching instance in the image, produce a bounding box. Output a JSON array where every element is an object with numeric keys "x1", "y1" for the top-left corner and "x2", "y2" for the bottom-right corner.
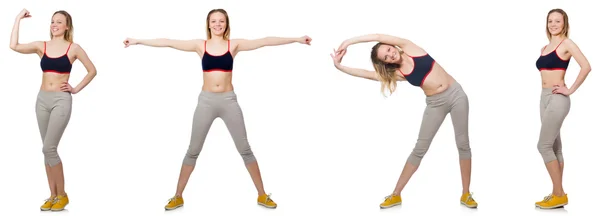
[
  {"x1": 123, "y1": 9, "x2": 311, "y2": 210},
  {"x1": 9, "y1": 9, "x2": 97, "y2": 211},
  {"x1": 331, "y1": 34, "x2": 478, "y2": 209},
  {"x1": 533, "y1": 8, "x2": 591, "y2": 209}
]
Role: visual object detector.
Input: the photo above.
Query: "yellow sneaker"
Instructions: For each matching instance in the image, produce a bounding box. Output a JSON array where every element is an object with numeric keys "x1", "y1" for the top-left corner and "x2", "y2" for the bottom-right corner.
[
  {"x1": 50, "y1": 194, "x2": 69, "y2": 211},
  {"x1": 165, "y1": 196, "x2": 184, "y2": 210},
  {"x1": 536, "y1": 194, "x2": 568, "y2": 209},
  {"x1": 460, "y1": 192, "x2": 478, "y2": 208},
  {"x1": 40, "y1": 196, "x2": 56, "y2": 211},
  {"x1": 380, "y1": 194, "x2": 402, "y2": 209},
  {"x1": 257, "y1": 193, "x2": 277, "y2": 209}
]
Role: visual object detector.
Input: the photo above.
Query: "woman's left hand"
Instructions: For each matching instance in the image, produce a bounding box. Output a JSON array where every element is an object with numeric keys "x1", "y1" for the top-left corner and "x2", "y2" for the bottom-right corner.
[
  {"x1": 61, "y1": 81, "x2": 77, "y2": 94},
  {"x1": 552, "y1": 85, "x2": 571, "y2": 96}
]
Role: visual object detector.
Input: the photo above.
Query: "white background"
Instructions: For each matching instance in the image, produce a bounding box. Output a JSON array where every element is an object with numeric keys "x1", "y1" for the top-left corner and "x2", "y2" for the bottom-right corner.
[{"x1": 0, "y1": 0, "x2": 597, "y2": 215}]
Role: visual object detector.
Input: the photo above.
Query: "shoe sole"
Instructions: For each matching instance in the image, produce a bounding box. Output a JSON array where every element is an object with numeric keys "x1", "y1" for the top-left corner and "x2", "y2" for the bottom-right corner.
[
  {"x1": 257, "y1": 202, "x2": 277, "y2": 209},
  {"x1": 165, "y1": 204, "x2": 183, "y2": 210},
  {"x1": 380, "y1": 202, "x2": 402, "y2": 209},
  {"x1": 536, "y1": 203, "x2": 568, "y2": 209},
  {"x1": 40, "y1": 208, "x2": 51, "y2": 211},
  {"x1": 461, "y1": 201, "x2": 478, "y2": 208}
]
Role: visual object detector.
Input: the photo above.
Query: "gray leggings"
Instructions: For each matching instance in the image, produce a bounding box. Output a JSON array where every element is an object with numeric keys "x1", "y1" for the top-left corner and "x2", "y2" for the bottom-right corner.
[
  {"x1": 35, "y1": 90, "x2": 72, "y2": 167},
  {"x1": 183, "y1": 91, "x2": 256, "y2": 166},
  {"x1": 537, "y1": 88, "x2": 570, "y2": 164},
  {"x1": 407, "y1": 82, "x2": 472, "y2": 166}
]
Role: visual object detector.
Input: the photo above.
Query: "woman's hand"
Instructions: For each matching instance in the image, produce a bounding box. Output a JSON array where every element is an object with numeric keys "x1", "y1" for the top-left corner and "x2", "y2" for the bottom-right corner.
[
  {"x1": 330, "y1": 48, "x2": 346, "y2": 68},
  {"x1": 123, "y1": 38, "x2": 138, "y2": 48},
  {"x1": 61, "y1": 81, "x2": 77, "y2": 94},
  {"x1": 16, "y1": 9, "x2": 31, "y2": 20},
  {"x1": 297, "y1": 35, "x2": 312, "y2": 45},
  {"x1": 552, "y1": 85, "x2": 572, "y2": 96},
  {"x1": 336, "y1": 40, "x2": 351, "y2": 54}
]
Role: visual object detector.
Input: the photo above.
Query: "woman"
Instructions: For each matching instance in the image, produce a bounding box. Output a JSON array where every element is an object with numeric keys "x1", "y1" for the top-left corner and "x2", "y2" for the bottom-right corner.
[
  {"x1": 123, "y1": 8, "x2": 311, "y2": 210},
  {"x1": 533, "y1": 8, "x2": 591, "y2": 209},
  {"x1": 9, "y1": 9, "x2": 97, "y2": 211},
  {"x1": 331, "y1": 34, "x2": 478, "y2": 209}
]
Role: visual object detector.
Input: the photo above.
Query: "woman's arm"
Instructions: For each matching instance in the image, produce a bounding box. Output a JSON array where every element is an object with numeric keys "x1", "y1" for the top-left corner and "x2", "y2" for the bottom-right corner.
[
  {"x1": 564, "y1": 39, "x2": 591, "y2": 95},
  {"x1": 233, "y1": 36, "x2": 311, "y2": 52},
  {"x1": 9, "y1": 15, "x2": 42, "y2": 54},
  {"x1": 124, "y1": 38, "x2": 203, "y2": 52},
  {"x1": 336, "y1": 65, "x2": 379, "y2": 81},
  {"x1": 340, "y1": 34, "x2": 413, "y2": 50},
  {"x1": 69, "y1": 44, "x2": 97, "y2": 94}
]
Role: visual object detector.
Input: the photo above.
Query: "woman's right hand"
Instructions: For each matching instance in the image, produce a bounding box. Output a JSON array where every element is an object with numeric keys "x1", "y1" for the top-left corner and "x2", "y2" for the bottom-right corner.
[
  {"x1": 123, "y1": 38, "x2": 138, "y2": 48},
  {"x1": 16, "y1": 9, "x2": 31, "y2": 20},
  {"x1": 330, "y1": 48, "x2": 346, "y2": 68}
]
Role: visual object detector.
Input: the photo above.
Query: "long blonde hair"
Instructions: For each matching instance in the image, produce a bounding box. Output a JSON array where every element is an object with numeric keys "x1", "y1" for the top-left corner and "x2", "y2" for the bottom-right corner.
[
  {"x1": 50, "y1": 10, "x2": 74, "y2": 42},
  {"x1": 371, "y1": 43, "x2": 403, "y2": 95},
  {"x1": 205, "y1": 9, "x2": 231, "y2": 40},
  {"x1": 546, "y1": 8, "x2": 570, "y2": 41}
]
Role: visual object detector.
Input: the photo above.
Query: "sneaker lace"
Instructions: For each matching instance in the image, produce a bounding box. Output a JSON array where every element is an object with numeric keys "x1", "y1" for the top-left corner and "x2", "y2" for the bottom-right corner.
[
  {"x1": 265, "y1": 193, "x2": 273, "y2": 203},
  {"x1": 383, "y1": 195, "x2": 394, "y2": 201},
  {"x1": 44, "y1": 197, "x2": 57, "y2": 204},
  {"x1": 465, "y1": 192, "x2": 475, "y2": 202},
  {"x1": 166, "y1": 196, "x2": 178, "y2": 204},
  {"x1": 542, "y1": 194, "x2": 552, "y2": 202}
]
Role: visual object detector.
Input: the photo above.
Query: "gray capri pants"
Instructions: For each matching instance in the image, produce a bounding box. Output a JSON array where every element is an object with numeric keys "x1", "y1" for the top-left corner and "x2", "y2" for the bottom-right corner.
[
  {"x1": 407, "y1": 82, "x2": 472, "y2": 166},
  {"x1": 183, "y1": 91, "x2": 256, "y2": 165},
  {"x1": 36, "y1": 90, "x2": 72, "y2": 167},
  {"x1": 537, "y1": 88, "x2": 570, "y2": 164}
]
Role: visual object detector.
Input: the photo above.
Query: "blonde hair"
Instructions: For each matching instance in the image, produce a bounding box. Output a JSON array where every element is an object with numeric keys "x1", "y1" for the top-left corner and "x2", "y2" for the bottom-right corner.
[
  {"x1": 546, "y1": 8, "x2": 570, "y2": 41},
  {"x1": 370, "y1": 43, "x2": 403, "y2": 95},
  {"x1": 50, "y1": 10, "x2": 74, "y2": 42},
  {"x1": 205, "y1": 9, "x2": 230, "y2": 40}
]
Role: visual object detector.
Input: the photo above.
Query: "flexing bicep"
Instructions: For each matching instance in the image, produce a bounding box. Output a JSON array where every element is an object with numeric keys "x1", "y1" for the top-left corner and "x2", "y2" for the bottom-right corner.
[
  {"x1": 74, "y1": 44, "x2": 97, "y2": 74},
  {"x1": 10, "y1": 41, "x2": 42, "y2": 54},
  {"x1": 566, "y1": 40, "x2": 591, "y2": 71}
]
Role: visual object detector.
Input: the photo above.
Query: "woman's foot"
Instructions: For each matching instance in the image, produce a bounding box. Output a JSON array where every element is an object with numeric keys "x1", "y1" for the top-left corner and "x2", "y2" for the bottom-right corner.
[
  {"x1": 536, "y1": 194, "x2": 568, "y2": 209},
  {"x1": 165, "y1": 195, "x2": 184, "y2": 210},
  {"x1": 380, "y1": 194, "x2": 402, "y2": 209},
  {"x1": 40, "y1": 196, "x2": 56, "y2": 211},
  {"x1": 460, "y1": 192, "x2": 478, "y2": 208},
  {"x1": 257, "y1": 193, "x2": 277, "y2": 209},
  {"x1": 50, "y1": 194, "x2": 69, "y2": 211}
]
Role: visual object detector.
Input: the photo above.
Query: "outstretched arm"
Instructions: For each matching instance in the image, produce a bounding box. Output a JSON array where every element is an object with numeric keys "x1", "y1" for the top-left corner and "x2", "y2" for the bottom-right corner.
[
  {"x1": 124, "y1": 38, "x2": 203, "y2": 52},
  {"x1": 338, "y1": 34, "x2": 413, "y2": 51},
  {"x1": 564, "y1": 39, "x2": 591, "y2": 95},
  {"x1": 64, "y1": 44, "x2": 97, "y2": 94},
  {"x1": 233, "y1": 36, "x2": 311, "y2": 52},
  {"x1": 9, "y1": 10, "x2": 42, "y2": 55}
]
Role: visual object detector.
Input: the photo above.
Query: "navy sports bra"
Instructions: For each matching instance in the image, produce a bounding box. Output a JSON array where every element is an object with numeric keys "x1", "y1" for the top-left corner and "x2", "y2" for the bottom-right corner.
[
  {"x1": 399, "y1": 53, "x2": 436, "y2": 87},
  {"x1": 202, "y1": 40, "x2": 234, "y2": 72},
  {"x1": 40, "y1": 42, "x2": 73, "y2": 74},
  {"x1": 536, "y1": 39, "x2": 570, "y2": 71}
]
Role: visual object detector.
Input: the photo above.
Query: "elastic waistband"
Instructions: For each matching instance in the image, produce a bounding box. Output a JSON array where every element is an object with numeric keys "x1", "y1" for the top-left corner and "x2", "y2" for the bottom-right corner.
[
  {"x1": 200, "y1": 90, "x2": 236, "y2": 98},
  {"x1": 426, "y1": 82, "x2": 462, "y2": 100},
  {"x1": 38, "y1": 90, "x2": 72, "y2": 96}
]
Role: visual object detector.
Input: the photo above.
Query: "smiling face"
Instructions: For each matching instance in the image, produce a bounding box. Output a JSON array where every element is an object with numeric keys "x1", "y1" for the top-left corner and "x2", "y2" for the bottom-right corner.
[
  {"x1": 376, "y1": 44, "x2": 402, "y2": 64},
  {"x1": 545, "y1": 9, "x2": 569, "y2": 40},
  {"x1": 205, "y1": 9, "x2": 230, "y2": 40},
  {"x1": 49, "y1": 11, "x2": 73, "y2": 42}
]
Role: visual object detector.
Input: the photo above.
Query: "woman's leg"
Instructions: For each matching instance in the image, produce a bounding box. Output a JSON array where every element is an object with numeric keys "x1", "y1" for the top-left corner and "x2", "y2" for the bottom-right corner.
[
  {"x1": 536, "y1": 90, "x2": 570, "y2": 208},
  {"x1": 447, "y1": 85, "x2": 477, "y2": 208},
  {"x1": 219, "y1": 93, "x2": 276, "y2": 208},
  {"x1": 392, "y1": 99, "x2": 449, "y2": 196},
  {"x1": 177, "y1": 94, "x2": 218, "y2": 196},
  {"x1": 41, "y1": 93, "x2": 72, "y2": 211},
  {"x1": 36, "y1": 93, "x2": 56, "y2": 211}
]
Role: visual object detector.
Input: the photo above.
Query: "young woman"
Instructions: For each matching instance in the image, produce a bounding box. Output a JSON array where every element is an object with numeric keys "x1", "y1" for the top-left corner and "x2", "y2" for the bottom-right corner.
[
  {"x1": 533, "y1": 8, "x2": 591, "y2": 209},
  {"x1": 331, "y1": 34, "x2": 478, "y2": 209},
  {"x1": 123, "y1": 9, "x2": 311, "y2": 210},
  {"x1": 9, "y1": 9, "x2": 97, "y2": 211}
]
